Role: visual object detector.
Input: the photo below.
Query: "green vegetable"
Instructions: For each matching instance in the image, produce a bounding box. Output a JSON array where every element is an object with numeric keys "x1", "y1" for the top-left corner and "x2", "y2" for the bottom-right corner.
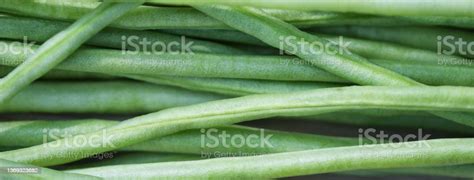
[
  {"x1": 195, "y1": 5, "x2": 474, "y2": 127},
  {"x1": 67, "y1": 138, "x2": 474, "y2": 179},
  {"x1": 164, "y1": 29, "x2": 470, "y2": 66},
  {"x1": 0, "y1": 0, "x2": 423, "y2": 29},
  {"x1": 3, "y1": 119, "x2": 473, "y2": 178},
  {"x1": 62, "y1": 152, "x2": 201, "y2": 170},
  {"x1": 2, "y1": 41, "x2": 473, "y2": 86},
  {"x1": 161, "y1": 29, "x2": 267, "y2": 46},
  {"x1": 310, "y1": 110, "x2": 474, "y2": 135},
  {"x1": 0, "y1": 66, "x2": 112, "y2": 80},
  {"x1": 149, "y1": 0, "x2": 474, "y2": 17},
  {"x1": 0, "y1": 81, "x2": 225, "y2": 113},
  {"x1": 0, "y1": 2, "x2": 141, "y2": 103},
  {"x1": 128, "y1": 75, "x2": 344, "y2": 96},
  {"x1": 0, "y1": 119, "x2": 357, "y2": 153},
  {"x1": 0, "y1": 16, "x2": 245, "y2": 54},
  {"x1": 315, "y1": 26, "x2": 474, "y2": 59},
  {"x1": 1, "y1": 86, "x2": 474, "y2": 166}
]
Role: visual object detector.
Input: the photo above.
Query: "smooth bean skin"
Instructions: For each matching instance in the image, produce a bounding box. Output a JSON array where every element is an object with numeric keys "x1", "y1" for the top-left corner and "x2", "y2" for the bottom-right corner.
[
  {"x1": 3, "y1": 119, "x2": 472, "y2": 178},
  {"x1": 162, "y1": 29, "x2": 267, "y2": 46},
  {"x1": 316, "y1": 26, "x2": 474, "y2": 59},
  {"x1": 309, "y1": 110, "x2": 474, "y2": 135},
  {"x1": 165, "y1": 29, "x2": 470, "y2": 66},
  {"x1": 0, "y1": 120, "x2": 357, "y2": 155},
  {"x1": 0, "y1": 16, "x2": 245, "y2": 54},
  {"x1": 0, "y1": 81, "x2": 226, "y2": 113},
  {"x1": 68, "y1": 138, "x2": 474, "y2": 179},
  {"x1": 0, "y1": 66, "x2": 112, "y2": 80},
  {"x1": 62, "y1": 152, "x2": 202, "y2": 170},
  {"x1": 0, "y1": 2, "x2": 141, "y2": 103},
  {"x1": 195, "y1": 5, "x2": 474, "y2": 127},
  {"x1": 0, "y1": 0, "x2": 417, "y2": 29},
  {"x1": 196, "y1": 6, "x2": 419, "y2": 86},
  {"x1": 2, "y1": 42, "x2": 474, "y2": 86},
  {"x1": 149, "y1": 0, "x2": 474, "y2": 17},
  {"x1": 129, "y1": 75, "x2": 344, "y2": 96},
  {"x1": 0, "y1": 42, "x2": 347, "y2": 83},
  {"x1": 1, "y1": 86, "x2": 474, "y2": 166}
]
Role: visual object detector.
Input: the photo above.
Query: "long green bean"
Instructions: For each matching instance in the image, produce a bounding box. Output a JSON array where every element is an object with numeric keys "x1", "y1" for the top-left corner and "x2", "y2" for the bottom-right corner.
[
  {"x1": 162, "y1": 29, "x2": 267, "y2": 46},
  {"x1": 0, "y1": 2, "x2": 141, "y2": 103},
  {"x1": 0, "y1": 41, "x2": 345, "y2": 83},
  {"x1": 310, "y1": 110, "x2": 474, "y2": 135},
  {"x1": 67, "y1": 138, "x2": 474, "y2": 179},
  {"x1": 315, "y1": 26, "x2": 474, "y2": 59},
  {"x1": 0, "y1": 119, "x2": 357, "y2": 154},
  {"x1": 0, "y1": 0, "x2": 422, "y2": 29},
  {"x1": 62, "y1": 152, "x2": 201, "y2": 170},
  {"x1": 3, "y1": 119, "x2": 472, "y2": 178},
  {"x1": 3, "y1": 118, "x2": 473, "y2": 178},
  {"x1": 2, "y1": 41, "x2": 474, "y2": 86},
  {"x1": 165, "y1": 29, "x2": 470, "y2": 66},
  {"x1": 0, "y1": 16, "x2": 245, "y2": 54},
  {"x1": 148, "y1": 0, "x2": 474, "y2": 17},
  {"x1": 0, "y1": 66, "x2": 112, "y2": 80},
  {"x1": 1, "y1": 86, "x2": 474, "y2": 166},
  {"x1": 127, "y1": 75, "x2": 344, "y2": 96},
  {"x1": 1, "y1": 79, "x2": 470, "y2": 136},
  {"x1": 195, "y1": 5, "x2": 474, "y2": 127},
  {"x1": 0, "y1": 81, "x2": 226, "y2": 113}
]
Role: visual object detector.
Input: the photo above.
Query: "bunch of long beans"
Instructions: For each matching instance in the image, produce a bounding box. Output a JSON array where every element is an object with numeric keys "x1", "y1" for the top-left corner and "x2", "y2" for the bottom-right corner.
[{"x1": 1, "y1": 0, "x2": 474, "y2": 179}]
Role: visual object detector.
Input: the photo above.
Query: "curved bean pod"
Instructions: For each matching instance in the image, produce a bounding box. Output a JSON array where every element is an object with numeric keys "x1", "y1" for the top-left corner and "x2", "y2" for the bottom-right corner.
[
  {"x1": 165, "y1": 29, "x2": 469, "y2": 66},
  {"x1": 0, "y1": 16, "x2": 245, "y2": 54},
  {"x1": 316, "y1": 26, "x2": 474, "y2": 59},
  {"x1": 0, "y1": 86, "x2": 474, "y2": 166},
  {"x1": 0, "y1": 81, "x2": 226, "y2": 113},
  {"x1": 4, "y1": 119, "x2": 472, "y2": 178},
  {"x1": 0, "y1": 120, "x2": 356, "y2": 154},
  {"x1": 2, "y1": 41, "x2": 473, "y2": 86},
  {"x1": 149, "y1": 0, "x2": 474, "y2": 17},
  {"x1": 0, "y1": 2, "x2": 141, "y2": 103},
  {"x1": 0, "y1": 0, "x2": 418, "y2": 29},
  {"x1": 62, "y1": 152, "x2": 201, "y2": 170},
  {"x1": 67, "y1": 138, "x2": 474, "y2": 179},
  {"x1": 128, "y1": 75, "x2": 344, "y2": 96},
  {"x1": 195, "y1": 5, "x2": 474, "y2": 127},
  {"x1": 0, "y1": 66, "x2": 112, "y2": 80}
]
